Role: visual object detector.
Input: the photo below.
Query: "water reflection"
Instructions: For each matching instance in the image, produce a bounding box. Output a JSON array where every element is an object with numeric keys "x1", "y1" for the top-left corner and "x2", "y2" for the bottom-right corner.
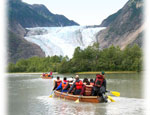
[
  {"x1": 37, "y1": 96, "x2": 98, "y2": 115},
  {"x1": 35, "y1": 95, "x2": 145, "y2": 115}
]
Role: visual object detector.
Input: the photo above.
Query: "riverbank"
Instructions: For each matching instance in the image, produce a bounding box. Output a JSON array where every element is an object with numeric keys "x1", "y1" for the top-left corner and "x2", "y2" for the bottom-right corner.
[
  {"x1": 6, "y1": 72, "x2": 58, "y2": 75},
  {"x1": 7, "y1": 71, "x2": 138, "y2": 75},
  {"x1": 76, "y1": 71, "x2": 137, "y2": 74}
]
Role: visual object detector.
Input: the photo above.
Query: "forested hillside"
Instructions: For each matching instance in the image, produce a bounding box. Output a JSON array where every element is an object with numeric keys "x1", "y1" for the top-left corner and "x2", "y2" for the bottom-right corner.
[{"x1": 8, "y1": 44, "x2": 142, "y2": 73}]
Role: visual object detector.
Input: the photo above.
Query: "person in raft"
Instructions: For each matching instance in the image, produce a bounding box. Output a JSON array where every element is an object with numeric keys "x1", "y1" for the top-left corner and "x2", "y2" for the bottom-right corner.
[
  {"x1": 53, "y1": 76, "x2": 62, "y2": 90},
  {"x1": 68, "y1": 75, "x2": 83, "y2": 95},
  {"x1": 56, "y1": 77, "x2": 69, "y2": 92},
  {"x1": 48, "y1": 71, "x2": 53, "y2": 77},
  {"x1": 42, "y1": 73, "x2": 46, "y2": 77},
  {"x1": 101, "y1": 71, "x2": 107, "y2": 90},
  {"x1": 69, "y1": 77, "x2": 74, "y2": 83},
  {"x1": 92, "y1": 72, "x2": 107, "y2": 102},
  {"x1": 80, "y1": 78, "x2": 91, "y2": 96},
  {"x1": 90, "y1": 78, "x2": 94, "y2": 86},
  {"x1": 83, "y1": 78, "x2": 90, "y2": 85},
  {"x1": 50, "y1": 71, "x2": 53, "y2": 75}
]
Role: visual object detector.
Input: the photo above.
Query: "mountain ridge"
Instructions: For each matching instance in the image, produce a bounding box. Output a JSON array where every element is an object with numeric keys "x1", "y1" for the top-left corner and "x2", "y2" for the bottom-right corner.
[
  {"x1": 97, "y1": 0, "x2": 143, "y2": 49},
  {"x1": 8, "y1": 0, "x2": 79, "y2": 63},
  {"x1": 8, "y1": 0, "x2": 143, "y2": 63},
  {"x1": 100, "y1": 9, "x2": 122, "y2": 27}
]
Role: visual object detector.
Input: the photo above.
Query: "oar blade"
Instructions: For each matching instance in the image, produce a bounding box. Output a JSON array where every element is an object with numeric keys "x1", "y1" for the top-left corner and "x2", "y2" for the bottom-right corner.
[
  {"x1": 49, "y1": 95, "x2": 53, "y2": 98},
  {"x1": 63, "y1": 93, "x2": 68, "y2": 101},
  {"x1": 107, "y1": 96, "x2": 115, "y2": 102},
  {"x1": 49, "y1": 90, "x2": 54, "y2": 98},
  {"x1": 75, "y1": 99, "x2": 79, "y2": 103},
  {"x1": 111, "y1": 91, "x2": 120, "y2": 97}
]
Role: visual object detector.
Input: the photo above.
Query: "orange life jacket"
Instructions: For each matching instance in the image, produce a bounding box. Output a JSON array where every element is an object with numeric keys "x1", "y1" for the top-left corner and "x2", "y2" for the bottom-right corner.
[
  {"x1": 94, "y1": 74, "x2": 104, "y2": 87},
  {"x1": 62, "y1": 82, "x2": 68, "y2": 90},
  {"x1": 56, "y1": 80, "x2": 62, "y2": 87},
  {"x1": 90, "y1": 82, "x2": 94, "y2": 86},
  {"x1": 75, "y1": 80, "x2": 83, "y2": 90}
]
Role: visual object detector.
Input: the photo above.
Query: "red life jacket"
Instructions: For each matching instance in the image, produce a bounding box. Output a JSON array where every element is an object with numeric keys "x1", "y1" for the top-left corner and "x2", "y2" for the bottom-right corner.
[
  {"x1": 50, "y1": 71, "x2": 52, "y2": 75},
  {"x1": 94, "y1": 74, "x2": 104, "y2": 87},
  {"x1": 63, "y1": 80, "x2": 68, "y2": 83},
  {"x1": 75, "y1": 80, "x2": 83, "y2": 90},
  {"x1": 56, "y1": 80, "x2": 62, "y2": 87}
]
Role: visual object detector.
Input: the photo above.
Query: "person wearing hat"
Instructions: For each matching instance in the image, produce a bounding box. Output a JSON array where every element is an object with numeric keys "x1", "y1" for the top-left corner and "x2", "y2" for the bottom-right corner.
[
  {"x1": 67, "y1": 75, "x2": 83, "y2": 95},
  {"x1": 101, "y1": 71, "x2": 107, "y2": 90},
  {"x1": 92, "y1": 72, "x2": 107, "y2": 102}
]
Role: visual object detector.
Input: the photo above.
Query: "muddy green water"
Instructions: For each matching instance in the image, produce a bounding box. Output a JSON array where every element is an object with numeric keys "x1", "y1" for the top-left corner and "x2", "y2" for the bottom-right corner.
[{"x1": 7, "y1": 73, "x2": 145, "y2": 115}]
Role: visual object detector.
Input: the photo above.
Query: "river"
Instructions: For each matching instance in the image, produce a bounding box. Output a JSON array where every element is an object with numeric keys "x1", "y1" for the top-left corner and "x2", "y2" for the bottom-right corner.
[{"x1": 7, "y1": 73, "x2": 145, "y2": 115}]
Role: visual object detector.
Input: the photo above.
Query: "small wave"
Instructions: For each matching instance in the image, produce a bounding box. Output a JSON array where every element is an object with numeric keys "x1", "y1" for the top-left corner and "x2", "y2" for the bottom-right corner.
[
  {"x1": 105, "y1": 97, "x2": 145, "y2": 115},
  {"x1": 36, "y1": 95, "x2": 96, "y2": 115},
  {"x1": 36, "y1": 95, "x2": 145, "y2": 115}
]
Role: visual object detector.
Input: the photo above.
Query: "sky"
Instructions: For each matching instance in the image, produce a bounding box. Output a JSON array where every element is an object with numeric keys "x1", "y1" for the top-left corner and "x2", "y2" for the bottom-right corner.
[{"x1": 22, "y1": 0, "x2": 128, "y2": 25}]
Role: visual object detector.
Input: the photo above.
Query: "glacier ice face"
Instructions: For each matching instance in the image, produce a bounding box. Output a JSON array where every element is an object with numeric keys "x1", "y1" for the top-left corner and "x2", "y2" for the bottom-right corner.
[{"x1": 25, "y1": 26, "x2": 105, "y2": 58}]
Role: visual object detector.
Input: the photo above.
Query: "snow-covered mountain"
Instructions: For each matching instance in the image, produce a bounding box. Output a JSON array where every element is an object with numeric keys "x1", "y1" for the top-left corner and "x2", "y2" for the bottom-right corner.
[{"x1": 25, "y1": 26, "x2": 105, "y2": 58}]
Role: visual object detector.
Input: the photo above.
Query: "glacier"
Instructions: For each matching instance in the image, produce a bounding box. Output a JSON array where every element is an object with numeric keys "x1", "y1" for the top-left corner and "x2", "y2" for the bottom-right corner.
[{"x1": 24, "y1": 26, "x2": 105, "y2": 58}]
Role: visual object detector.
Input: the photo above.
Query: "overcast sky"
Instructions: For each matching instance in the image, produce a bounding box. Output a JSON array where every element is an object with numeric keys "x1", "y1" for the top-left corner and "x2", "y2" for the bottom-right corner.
[{"x1": 22, "y1": 0, "x2": 128, "y2": 25}]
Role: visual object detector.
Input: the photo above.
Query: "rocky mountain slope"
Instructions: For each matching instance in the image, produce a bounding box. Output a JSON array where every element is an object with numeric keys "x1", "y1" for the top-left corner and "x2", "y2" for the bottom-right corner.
[
  {"x1": 8, "y1": 31, "x2": 45, "y2": 63},
  {"x1": 100, "y1": 9, "x2": 122, "y2": 27},
  {"x1": 97, "y1": 0, "x2": 144, "y2": 49},
  {"x1": 8, "y1": 0, "x2": 79, "y2": 63}
]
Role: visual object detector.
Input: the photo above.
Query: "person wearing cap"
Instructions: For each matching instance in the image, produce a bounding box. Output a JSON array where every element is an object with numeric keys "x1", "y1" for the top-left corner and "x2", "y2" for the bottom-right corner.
[
  {"x1": 101, "y1": 71, "x2": 107, "y2": 90},
  {"x1": 67, "y1": 75, "x2": 83, "y2": 95},
  {"x1": 92, "y1": 72, "x2": 107, "y2": 102}
]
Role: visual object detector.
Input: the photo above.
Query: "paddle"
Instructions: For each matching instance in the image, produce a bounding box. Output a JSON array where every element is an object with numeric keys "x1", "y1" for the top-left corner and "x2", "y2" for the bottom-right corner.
[
  {"x1": 107, "y1": 90, "x2": 120, "y2": 97},
  {"x1": 49, "y1": 90, "x2": 54, "y2": 98},
  {"x1": 58, "y1": 91, "x2": 63, "y2": 99},
  {"x1": 75, "y1": 95, "x2": 81, "y2": 103},
  {"x1": 63, "y1": 93, "x2": 68, "y2": 101},
  {"x1": 49, "y1": 80, "x2": 56, "y2": 98},
  {"x1": 102, "y1": 93, "x2": 108, "y2": 102},
  {"x1": 110, "y1": 91, "x2": 120, "y2": 97},
  {"x1": 107, "y1": 95, "x2": 115, "y2": 102}
]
